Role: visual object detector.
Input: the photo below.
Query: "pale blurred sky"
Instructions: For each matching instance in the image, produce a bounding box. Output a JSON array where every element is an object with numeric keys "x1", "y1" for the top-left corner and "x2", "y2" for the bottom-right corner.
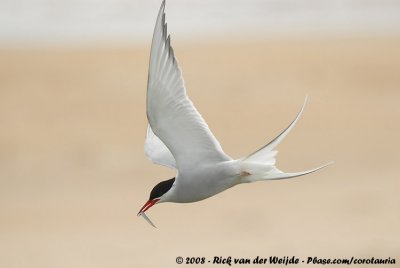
[{"x1": 1, "y1": 0, "x2": 400, "y2": 44}]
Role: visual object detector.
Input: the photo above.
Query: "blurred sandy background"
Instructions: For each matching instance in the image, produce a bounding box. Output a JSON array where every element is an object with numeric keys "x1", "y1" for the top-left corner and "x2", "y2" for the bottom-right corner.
[{"x1": 1, "y1": 1, "x2": 400, "y2": 267}]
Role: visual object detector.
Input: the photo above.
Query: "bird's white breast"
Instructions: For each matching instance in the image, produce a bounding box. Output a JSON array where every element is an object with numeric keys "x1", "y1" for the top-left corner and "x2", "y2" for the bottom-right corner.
[{"x1": 168, "y1": 160, "x2": 241, "y2": 203}]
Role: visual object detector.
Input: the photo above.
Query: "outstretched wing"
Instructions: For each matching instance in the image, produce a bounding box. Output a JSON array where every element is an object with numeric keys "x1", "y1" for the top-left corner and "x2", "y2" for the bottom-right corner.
[
  {"x1": 245, "y1": 96, "x2": 308, "y2": 165},
  {"x1": 145, "y1": 1, "x2": 230, "y2": 170}
]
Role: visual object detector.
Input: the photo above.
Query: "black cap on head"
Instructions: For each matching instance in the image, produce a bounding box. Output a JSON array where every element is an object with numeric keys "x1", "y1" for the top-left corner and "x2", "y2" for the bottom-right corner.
[{"x1": 149, "y1": 177, "x2": 175, "y2": 200}]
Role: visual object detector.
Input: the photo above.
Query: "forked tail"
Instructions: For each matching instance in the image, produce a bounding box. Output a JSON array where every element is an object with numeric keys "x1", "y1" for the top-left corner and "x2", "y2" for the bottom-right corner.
[{"x1": 240, "y1": 96, "x2": 332, "y2": 182}]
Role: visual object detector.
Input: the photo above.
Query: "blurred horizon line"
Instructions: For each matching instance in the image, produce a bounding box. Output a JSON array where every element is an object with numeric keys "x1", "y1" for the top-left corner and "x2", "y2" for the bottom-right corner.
[{"x1": 1, "y1": 0, "x2": 400, "y2": 45}]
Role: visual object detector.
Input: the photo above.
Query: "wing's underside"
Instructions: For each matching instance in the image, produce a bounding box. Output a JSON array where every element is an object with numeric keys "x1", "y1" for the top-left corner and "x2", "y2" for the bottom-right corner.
[{"x1": 145, "y1": 124, "x2": 176, "y2": 169}]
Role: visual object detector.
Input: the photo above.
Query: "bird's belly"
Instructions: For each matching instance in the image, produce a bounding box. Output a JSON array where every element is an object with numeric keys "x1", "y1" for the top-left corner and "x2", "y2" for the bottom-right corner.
[
  {"x1": 174, "y1": 180, "x2": 235, "y2": 203},
  {"x1": 174, "y1": 182, "x2": 232, "y2": 203},
  {"x1": 173, "y1": 162, "x2": 241, "y2": 203}
]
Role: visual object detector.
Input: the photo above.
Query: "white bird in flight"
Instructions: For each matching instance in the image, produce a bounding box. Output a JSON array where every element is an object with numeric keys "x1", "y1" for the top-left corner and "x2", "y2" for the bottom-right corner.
[{"x1": 138, "y1": 0, "x2": 331, "y2": 227}]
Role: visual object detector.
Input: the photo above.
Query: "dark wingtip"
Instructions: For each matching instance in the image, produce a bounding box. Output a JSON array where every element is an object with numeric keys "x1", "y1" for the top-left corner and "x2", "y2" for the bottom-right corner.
[
  {"x1": 169, "y1": 46, "x2": 176, "y2": 64},
  {"x1": 163, "y1": 23, "x2": 168, "y2": 39},
  {"x1": 161, "y1": 0, "x2": 166, "y2": 11},
  {"x1": 166, "y1": 35, "x2": 171, "y2": 51},
  {"x1": 157, "y1": 0, "x2": 166, "y2": 23}
]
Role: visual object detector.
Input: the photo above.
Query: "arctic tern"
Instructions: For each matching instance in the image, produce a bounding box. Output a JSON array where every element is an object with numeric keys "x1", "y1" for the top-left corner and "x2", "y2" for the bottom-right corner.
[{"x1": 138, "y1": 0, "x2": 331, "y2": 227}]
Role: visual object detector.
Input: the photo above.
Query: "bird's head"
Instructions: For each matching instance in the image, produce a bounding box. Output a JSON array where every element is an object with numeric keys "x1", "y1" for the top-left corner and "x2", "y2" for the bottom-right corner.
[{"x1": 137, "y1": 177, "x2": 175, "y2": 215}]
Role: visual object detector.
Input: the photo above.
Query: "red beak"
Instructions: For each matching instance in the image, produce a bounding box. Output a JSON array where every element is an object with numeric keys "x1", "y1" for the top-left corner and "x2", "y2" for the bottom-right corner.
[{"x1": 137, "y1": 199, "x2": 160, "y2": 216}]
